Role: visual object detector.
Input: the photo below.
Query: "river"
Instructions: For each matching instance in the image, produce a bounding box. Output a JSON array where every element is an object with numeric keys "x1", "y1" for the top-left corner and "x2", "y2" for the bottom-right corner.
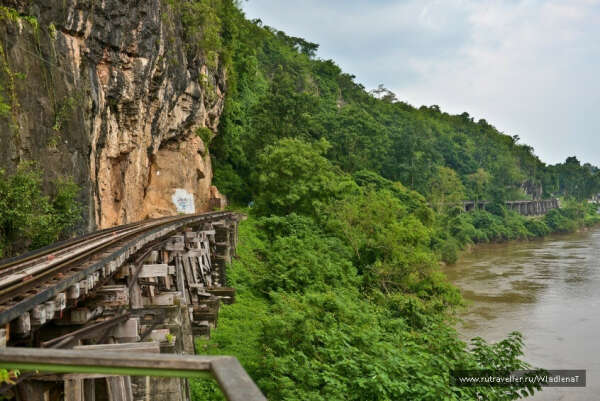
[{"x1": 444, "y1": 227, "x2": 600, "y2": 401}]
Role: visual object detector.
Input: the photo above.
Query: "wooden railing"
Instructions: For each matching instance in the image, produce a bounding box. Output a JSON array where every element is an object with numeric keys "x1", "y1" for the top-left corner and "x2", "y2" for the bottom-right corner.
[{"x1": 0, "y1": 347, "x2": 267, "y2": 401}]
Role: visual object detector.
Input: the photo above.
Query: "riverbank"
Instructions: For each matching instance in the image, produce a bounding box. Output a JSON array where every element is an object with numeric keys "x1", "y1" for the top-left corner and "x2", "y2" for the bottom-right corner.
[{"x1": 437, "y1": 201, "x2": 600, "y2": 265}]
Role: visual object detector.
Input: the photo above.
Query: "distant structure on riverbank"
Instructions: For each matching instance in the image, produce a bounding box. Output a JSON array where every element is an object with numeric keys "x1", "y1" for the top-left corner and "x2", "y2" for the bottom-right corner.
[{"x1": 462, "y1": 199, "x2": 560, "y2": 216}]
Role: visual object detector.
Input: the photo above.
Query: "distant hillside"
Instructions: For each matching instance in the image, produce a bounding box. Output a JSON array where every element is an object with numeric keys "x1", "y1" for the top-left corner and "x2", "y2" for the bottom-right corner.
[{"x1": 210, "y1": 2, "x2": 600, "y2": 204}]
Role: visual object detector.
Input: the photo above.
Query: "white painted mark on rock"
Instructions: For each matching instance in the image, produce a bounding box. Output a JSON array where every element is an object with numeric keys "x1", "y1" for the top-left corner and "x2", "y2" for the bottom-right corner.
[{"x1": 172, "y1": 189, "x2": 195, "y2": 214}]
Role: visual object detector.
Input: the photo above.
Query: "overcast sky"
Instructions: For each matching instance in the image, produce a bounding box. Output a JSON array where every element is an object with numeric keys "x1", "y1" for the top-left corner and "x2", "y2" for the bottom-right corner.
[{"x1": 242, "y1": 0, "x2": 600, "y2": 166}]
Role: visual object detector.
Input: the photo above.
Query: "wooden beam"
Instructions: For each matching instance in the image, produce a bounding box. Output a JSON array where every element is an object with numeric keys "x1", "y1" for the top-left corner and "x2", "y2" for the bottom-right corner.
[
  {"x1": 64, "y1": 378, "x2": 83, "y2": 401},
  {"x1": 74, "y1": 342, "x2": 160, "y2": 353},
  {"x1": 138, "y1": 264, "x2": 169, "y2": 278},
  {"x1": 0, "y1": 347, "x2": 267, "y2": 401}
]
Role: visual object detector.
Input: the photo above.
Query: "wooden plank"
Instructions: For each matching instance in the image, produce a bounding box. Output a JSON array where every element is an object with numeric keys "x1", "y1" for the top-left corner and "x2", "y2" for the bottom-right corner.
[
  {"x1": 142, "y1": 292, "x2": 178, "y2": 306},
  {"x1": 0, "y1": 347, "x2": 212, "y2": 371},
  {"x1": 181, "y1": 257, "x2": 197, "y2": 303},
  {"x1": 35, "y1": 373, "x2": 122, "y2": 381},
  {"x1": 130, "y1": 279, "x2": 143, "y2": 309},
  {"x1": 199, "y1": 257, "x2": 212, "y2": 287},
  {"x1": 211, "y1": 357, "x2": 268, "y2": 401},
  {"x1": 96, "y1": 285, "x2": 129, "y2": 307},
  {"x1": 147, "y1": 277, "x2": 156, "y2": 297},
  {"x1": 148, "y1": 329, "x2": 170, "y2": 343},
  {"x1": 183, "y1": 250, "x2": 203, "y2": 258},
  {"x1": 112, "y1": 318, "x2": 138, "y2": 340},
  {"x1": 184, "y1": 231, "x2": 197, "y2": 240},
  {"x1": 175, "y1": 257, "x2": 189, "y2": 306},
  {"x1": 0, "y1": 347, "x2": 269, "y2": 401},
  {"x1": 138, "y1": 264, "x2": 169, "y2": 278},
  {"x1": 74, "y1": 342, "x2": 160, "y2": 353},
  {"x1": 190, "y1": 257, "x2": 202, "y2": 285},
  {"x1": 182, "y1": 257, "x2": 195, "y2": 285}
]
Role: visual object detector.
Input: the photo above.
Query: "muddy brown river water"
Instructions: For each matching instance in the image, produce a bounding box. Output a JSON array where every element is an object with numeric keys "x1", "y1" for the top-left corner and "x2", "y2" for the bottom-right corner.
[{"x1": 444, "y1": 227, "x2": 600, "y2": 401}]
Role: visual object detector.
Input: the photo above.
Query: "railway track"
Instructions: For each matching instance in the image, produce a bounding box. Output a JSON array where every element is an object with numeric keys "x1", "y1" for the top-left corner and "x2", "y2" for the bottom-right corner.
[{"x1": 0, "y1": 211, "x2": 235, "y2": 328}]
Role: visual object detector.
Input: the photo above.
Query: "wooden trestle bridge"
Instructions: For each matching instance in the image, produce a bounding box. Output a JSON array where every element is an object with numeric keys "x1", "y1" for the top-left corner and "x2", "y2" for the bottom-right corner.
[{"x1": 0, "y1": 212, "x2": 266, "y2": 401}]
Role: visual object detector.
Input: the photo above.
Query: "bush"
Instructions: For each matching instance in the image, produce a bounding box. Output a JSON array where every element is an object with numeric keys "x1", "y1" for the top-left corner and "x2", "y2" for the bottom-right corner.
[
  {"x1": 0, "y1": 163, "x2": 82, "y2": 256},
  {"x1": 440, "y1": 239, "x2": 459, "y2": 265},
  {"x1": 524, "y1": 218, "x2": 551, "y2": 237},
  {"x1": 544, "y1": 209, "x2": 577, "y2": 233}
]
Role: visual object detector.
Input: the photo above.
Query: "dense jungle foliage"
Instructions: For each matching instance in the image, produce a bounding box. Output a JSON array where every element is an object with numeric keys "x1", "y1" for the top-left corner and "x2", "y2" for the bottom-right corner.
[{"x1": 178, "y1": 1, "x2": 600, "y2": 400}]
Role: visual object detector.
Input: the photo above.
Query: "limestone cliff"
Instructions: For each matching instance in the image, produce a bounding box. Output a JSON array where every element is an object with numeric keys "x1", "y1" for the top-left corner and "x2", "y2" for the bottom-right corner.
[{"x1": 0, "y1": 0, "x2": 226, "y2": 230}]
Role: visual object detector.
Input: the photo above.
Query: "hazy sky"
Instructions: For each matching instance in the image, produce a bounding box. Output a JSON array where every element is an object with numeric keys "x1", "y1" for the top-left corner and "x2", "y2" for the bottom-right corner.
[{"x1": 242, "y1": 0, "x2": 600, "y2": 166}]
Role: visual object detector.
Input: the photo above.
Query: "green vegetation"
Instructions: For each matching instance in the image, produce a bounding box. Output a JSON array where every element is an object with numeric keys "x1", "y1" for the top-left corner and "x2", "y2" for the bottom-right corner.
[
  {"x1": 0, "y1": 1, "x2": 594, "y2": 399},
  {"x1": 0, "y1": 163, "x2": 82, "y2": 258},
  {"x1": 209, "y1": 3, "x2": 600, "y2": 205},
  {"x1": 191, "y1": 141, "x2": 542, "y2": 400},
  {"x1": 175, "y1": 1, "x2": 600, "y2": 400},
  {"x1": 436, "y1": 202, "x2": 600, "y2": 264}
]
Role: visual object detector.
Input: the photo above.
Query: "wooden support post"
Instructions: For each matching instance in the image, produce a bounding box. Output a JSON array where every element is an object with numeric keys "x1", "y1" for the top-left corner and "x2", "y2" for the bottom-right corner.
[
  {"x1": 130, "y1": 279, "x2": 143, "y2": 310},
  {"x1": 65, "y1": 378, "x2": 83, "y2": 401},
  {"x1": 175, "y1": 257, "x2": 189, "y2": 306},
  {"x1": 83, "y1": 379, "x2": 95, "y2": 401},
  {"x1": 107, "y1": 376, "x2": 133, "y2": 401}
]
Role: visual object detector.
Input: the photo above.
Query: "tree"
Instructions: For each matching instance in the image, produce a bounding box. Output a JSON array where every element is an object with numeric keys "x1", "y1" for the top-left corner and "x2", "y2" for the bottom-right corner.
[
  {"x1": 428, "y1": 167, "x2": 466, "y2": 213},
  {"x1": 370, "y1": 84, "x2": 398, "y2": 103},
  {"x1": 254, "y1": 138, "x2": 356, "y2": 216},
  {"x1": 466, "y1": 168, "x2": 491, "y2": 204}
]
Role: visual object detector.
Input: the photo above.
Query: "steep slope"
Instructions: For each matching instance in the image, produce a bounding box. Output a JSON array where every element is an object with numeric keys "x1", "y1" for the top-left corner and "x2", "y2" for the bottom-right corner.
[{"x1": 0, "y1": 0, "x2": 226, "y2": 230}]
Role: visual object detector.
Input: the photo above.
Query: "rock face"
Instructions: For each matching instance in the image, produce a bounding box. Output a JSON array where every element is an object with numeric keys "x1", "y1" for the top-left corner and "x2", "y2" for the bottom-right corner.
[{"x1": 0, "y1": 0, "x2": 226, "y2": 230}]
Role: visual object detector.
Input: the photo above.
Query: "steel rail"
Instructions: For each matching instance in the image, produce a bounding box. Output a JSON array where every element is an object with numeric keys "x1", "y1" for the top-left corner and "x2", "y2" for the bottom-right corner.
[
  {"x1": 0, "y1": 211, "x2": 235, "y2": 325},
  {"x1": 0, "y1": 215, "x2": 180, "y2": 274},
  {"x1": 0, "y1": 220, "x2": 175, "y2": 303}
]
